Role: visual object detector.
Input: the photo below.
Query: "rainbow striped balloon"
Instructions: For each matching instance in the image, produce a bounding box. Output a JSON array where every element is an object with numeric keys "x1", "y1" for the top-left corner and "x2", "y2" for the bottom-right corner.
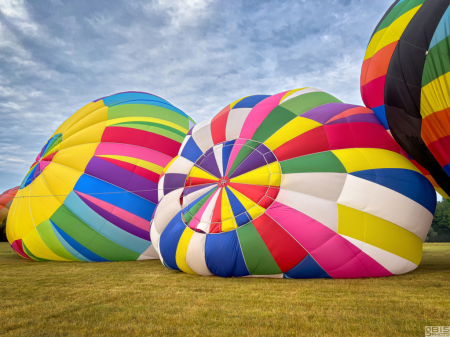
[
  {"x1": 0, "y1": 186, "x2": 19, "y2": 241},
  {"x1": 7, "y1": 92, "x2": 195, "y2": 261},
  {"x1": 152, "y1": 88, "x2": 436, "y2": 279},
  {"x1": 361, "y1": 0, "x2": 450, "y2": 201}
]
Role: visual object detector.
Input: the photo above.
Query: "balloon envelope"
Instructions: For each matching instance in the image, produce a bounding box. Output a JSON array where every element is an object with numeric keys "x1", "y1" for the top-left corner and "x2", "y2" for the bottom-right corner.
[
  {"x1": 7, "y1": 92, "x2": 195, "y2": 261},
  {"x1": 152, "y1": 88, "x2": 436, "y2": 279},
  {"x1": 360, "y1": 0, "x2": 450, "y2": 201},
  {"x1": 0, "y1": 186, "x2": 19, "y2": 241}
]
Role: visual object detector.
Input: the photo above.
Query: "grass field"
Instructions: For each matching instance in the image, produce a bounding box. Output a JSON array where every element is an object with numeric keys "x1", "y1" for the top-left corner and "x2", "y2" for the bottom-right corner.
[{"x1": 0, "y1": 243, "x2": 449, "y2": 336}]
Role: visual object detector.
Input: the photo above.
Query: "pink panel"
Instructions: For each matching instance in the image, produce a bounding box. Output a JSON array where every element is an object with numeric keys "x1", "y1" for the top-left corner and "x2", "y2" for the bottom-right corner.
[
  {"x1": 225, "y1": 139, "x2": 246, "y2": 176},
  {"x1": 75, "y1": 191, "x2": 149, "y2": 230},
  {"x1": 266, "y1": 202, "x2": 392, "y2": 278},
  {"x1": 361, "y1": 76, "x2": 386, "y2": 109},
  {"x1": 188, "y1": 189, "x2": 219, "y2": 230},
  {"x1": 94, "y1": 143, "x2": 172, "y2": 168},
  {"x1": 239, "y1": 91, "x2": 288, "y2": 139}
]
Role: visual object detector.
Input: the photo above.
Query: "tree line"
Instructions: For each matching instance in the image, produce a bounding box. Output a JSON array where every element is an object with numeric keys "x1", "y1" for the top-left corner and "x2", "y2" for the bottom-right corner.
[{"x1": 427, "y1": 201, "x2": 450, "y2": 242}]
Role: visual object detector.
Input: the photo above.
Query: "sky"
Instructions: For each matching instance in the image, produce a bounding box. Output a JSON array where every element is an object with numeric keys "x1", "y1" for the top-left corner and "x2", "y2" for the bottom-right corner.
[{"x1": 2, "y1": 0, "x2": 441, "y2": 200}]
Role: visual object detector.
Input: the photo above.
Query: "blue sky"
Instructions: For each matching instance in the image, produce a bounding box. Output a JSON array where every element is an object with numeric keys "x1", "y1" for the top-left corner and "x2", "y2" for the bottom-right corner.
[{"x1": 3, "y1": 1, "x2": 437, "y2": 199}]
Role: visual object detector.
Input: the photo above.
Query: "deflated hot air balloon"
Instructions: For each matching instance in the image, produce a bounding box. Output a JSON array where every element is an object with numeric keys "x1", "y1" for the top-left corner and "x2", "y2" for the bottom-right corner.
[
  {"x1": 7, "y1": 92, "x2": 195, "y2": 261},
  {"x1": 361, "y1": 0, "x2": 450, "y2": 201},
  {"x1": 0, "y1": 186, "x2": 19, "y2": 241},
  {"x1": 151, "y1": 88, "x2": 436, "y2": 279}
]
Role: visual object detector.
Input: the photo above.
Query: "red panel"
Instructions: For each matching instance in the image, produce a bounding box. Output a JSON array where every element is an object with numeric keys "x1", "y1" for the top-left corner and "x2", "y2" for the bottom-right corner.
[
  {"x1": 228, "y1": 183, "x2": 267, "y2": 204},
  {"x1": 211, "y1": 106, "x2": 230, "y2": 145},
  {"x1": 360, "y1": 75, "x2": 386, "y2": 109},
  {"x1": 324, "y1": 123, "x2": 355, "y2": 149},
  {"x1": 11, "y1": 239, "x2": 31, "y2": 260},
  {"x1": 211, "y1": 188, "x2": 223, "y2": 226},
  {"x1": 252, "y1": 213, "x2": 308, "y2": 273},
  {"x1": 187, "y1": 177, "x2": 218, "y2": 187},
  {"x1": 101, "y1": 127, "x2": 181, "y2": 157},
  {"x1": 428, "y1": 135, "x2": 450, "y2": 167},
  {"x1": 273, "y1": 126, "x2": 330, "y2": 162},
  {"x1": 98, "y1": 156, "x2": 160, "y2": 183}
]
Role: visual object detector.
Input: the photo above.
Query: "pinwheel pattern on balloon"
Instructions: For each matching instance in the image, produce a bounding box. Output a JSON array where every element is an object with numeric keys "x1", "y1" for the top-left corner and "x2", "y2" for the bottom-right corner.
[
  {"x1": 152, "y1": 88, "x2": 436, "y2": 279},
  {"x1": 7, "y1": 92, "x2": 195, "y2": 262}
]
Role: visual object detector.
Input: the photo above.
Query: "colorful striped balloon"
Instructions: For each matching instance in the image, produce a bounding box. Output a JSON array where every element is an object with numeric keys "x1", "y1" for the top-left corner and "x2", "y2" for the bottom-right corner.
[
  {"x1": 7, "y1": 92, "x2": 195, "y2": 261},
  {"x1": 152, "y1": 88, "x2": 436, "y2": 279},
  {"x1": 0, "y1": 186, "x2": 19, "y2": 241},
  {"x1": 361, "y1": 0, "x2": 450, "y2": 201}
]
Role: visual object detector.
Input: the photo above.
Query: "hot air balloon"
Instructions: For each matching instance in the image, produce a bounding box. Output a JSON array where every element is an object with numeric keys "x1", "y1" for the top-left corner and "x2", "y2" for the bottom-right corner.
[
  {"x1": 7, "y1": 92, "x2": 195, "y2": 261},
  {"x1": 0, "y1": 186, "x2": 19, "y2": 241},
  {"x1": 360, "y1": 0, "x2": 450, "y2": 201},
  {"x1": 151, "y1": 88, "x2": 436, "y2": 279}
]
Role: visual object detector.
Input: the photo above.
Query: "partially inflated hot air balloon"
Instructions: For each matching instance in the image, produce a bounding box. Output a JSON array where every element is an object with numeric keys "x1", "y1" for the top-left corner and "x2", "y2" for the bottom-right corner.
[
  {"x1": 0, "y1": 186, "x2": 19, "y2": 241},
  {"x1": 7, "y1": 92, "x2": 195, "y2": 261},
  {"x1": 361, "y1": 0, "x2": 450, "y2": 201},
  {"x1": 151, "y1": 88, "x2": 436, "y2": 279}
]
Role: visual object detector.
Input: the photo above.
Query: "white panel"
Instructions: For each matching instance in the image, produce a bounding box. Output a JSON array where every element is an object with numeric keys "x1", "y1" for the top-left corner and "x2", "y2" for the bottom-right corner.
[
  {"x1": 275, "y1": 189, "x2": 338, "y2": 232},
  {"x1": 150, "y1": 221, "x2": 164, "y2": 264},
  {"x1": 158, "y1": 175, "x2": 165, "y2": 202},
  {"x1": 198, "y1": 188, "x2": 221, "y2": 233},
  {"x1": 166, "y1": 156, "x2": 194, "y2": 175},
  {"x1": 186, "y1": 232, "x2": 213, "y2": 276},
  {"x1": 213, "y1": 144, "x2": 224, "y2": 177},
  {"x1": 341, "y1": 235, "x2": 418, "y2": 275},
  {"x1": 337, "y1": 175, "x2": 433, "y2": 241},
  {"x1": 226, "y1": 108, "x2": 252, "y2": 141},
  {"x1": 153, "y1": 188, "x2": 183, "y2": 233},
  {"x1": 182, "y1": 184, "x2": 216, "y2": 208},
  {"x1": 192, "y1": 118, "x2": 214, "y2": 153},
  {"x1": 281, "y1": 172, "x2": 347, "y2": 202},
  {"x1": 280, "y1": 87, "x2": 323, "y2": 104},
  {"x1": 137, "y1": 244, "x2": 159, "y2": 260}
]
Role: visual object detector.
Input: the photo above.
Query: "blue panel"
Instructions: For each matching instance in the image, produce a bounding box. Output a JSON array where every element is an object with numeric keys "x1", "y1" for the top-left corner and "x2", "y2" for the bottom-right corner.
[
  {"x1": 159, "y1": 212, "x2": 185, "y2": 271},
  {"x1": 64, "y1": 191, "x2": 149, "y2": 254},
  {"x1": 235, "y1": 213, "x2": 251, "y2": 227},
  {"x1": 225, "y1": 187, "x2": 247, "y2": 220},
  {"x1": 444, "y1": 163, "x2": 450, "y2": 176},
  {"x1": 74, "y1": 174, "x2": 155, "y2": 221},
  {"x1": 222, "y1": 140, "x2": 235, "y2": 174},
  {"x1": 350, "y1": 168, "x2": 437, "y2": 214},
  {"x1": 21, "y1": 165, "x2": 37, "y2": 188},
  {"x1": 284, "y1": 255, "x2": 331, "y2": 279},
  {"x1": 180, "y1": 136, "x2": 203, "y2": 163},
  {"x1": 51, "y1": 221, "x2": 108, "y2": 262},
  {"x1": 102, "y1": 92, "x2": 169, "y2": 106},
  {"x1": 371, "y1": 105, "x2": 389, "y2": 130},
  {"x1": 429, "y1": 6, "x2": 450, "y2": 50},
  {"x1": 233, "y1": 95, "x2": 270, "y2": 109},
  {"x1": 205, "y1": 231, "x2": 250, "y2": 277}
]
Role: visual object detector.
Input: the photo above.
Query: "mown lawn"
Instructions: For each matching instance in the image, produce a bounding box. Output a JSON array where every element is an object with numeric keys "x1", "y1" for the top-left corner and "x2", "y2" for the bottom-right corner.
[{"x1": 0, "y1": 242, "x2": 449, "y2": 336}]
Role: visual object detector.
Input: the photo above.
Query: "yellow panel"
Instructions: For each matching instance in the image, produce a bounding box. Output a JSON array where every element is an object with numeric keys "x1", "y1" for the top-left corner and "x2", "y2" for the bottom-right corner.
[
  {"x1": 337, "y1": 204, "x2": 422, "y2": 265},
  {"x1": 28, "y1": 175, "x2": 62, "y2": 227},
  {"x1": 54, "y1": 100, "x2": 105, "y2": 135},
  {"x1": 332, "y1": 148, "x2": 420, "y2": 173},
  {"x1": 175, "y1": 227, "x2": 197, "y2": 275},
  {"x1": 22, "y1": 228, "x2": 70, "y2": 261},
  {"x1": 364, "y1": 6, "x2": 421, "y2": 60},
  {"x1": 52, "y1": 143, "x2": 98, "y2": 173},
  {"x1": 6, "y1": 188, "x2": 22, "y2": 243},
  {"x1": 59, "y1": 122, "x2": 106, "y2": 151},
  {"x1": 264, "y1": 117, "x2": 321, "y2": 150},
  {"x1": 8, "y1": 185, "x2": 35, "y2": 242},
  {"x1": 107, "y1": 117, "x2": 188, "y2": 134},
  {"x1": 221, "y1": 219, "x2": 236, "y2": 232},
  {"x1": 63, "y1": 106, "x2": 108, "y2": 139},
  {"x1": 189, "y1": 166, "x2": 218, "y2": 181},
  {"x1": 221, "y1": 190, "x2": 237, "y2": 232},
  {"x1": 228, "y1": 186, "x2": 259, "y2": 210},
  {"x1": 97, "y1": 155, "x2": 164, "y2": 174},
  {"x1": 280, "y1": 88, "x2": 308, "y2": 103},
  {"x1": 230, "y1": 162, "x2": 281, "y2": 186},
  {"x1": 41, "y1": 163, "x2": 83, "y2": 203},
  {"x1": 421, "y1": 72, "x2": 450, "y2": 117}
]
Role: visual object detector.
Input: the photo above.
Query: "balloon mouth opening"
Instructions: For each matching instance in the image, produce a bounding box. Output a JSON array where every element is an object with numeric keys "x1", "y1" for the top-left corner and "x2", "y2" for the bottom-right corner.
[{"x1": 179, "y1": 139, "x2": 281, "y2": 234}]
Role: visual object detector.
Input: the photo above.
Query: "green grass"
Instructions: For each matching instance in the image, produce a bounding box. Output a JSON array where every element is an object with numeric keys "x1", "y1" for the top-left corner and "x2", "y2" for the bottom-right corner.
[{"x1": 0, "y1": 243, "x2": 449, "y2": 336}]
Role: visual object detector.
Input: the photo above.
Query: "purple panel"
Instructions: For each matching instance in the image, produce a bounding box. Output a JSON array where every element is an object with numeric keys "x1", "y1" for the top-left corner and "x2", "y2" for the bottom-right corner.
[
  {"x1": 255, "y1": 143, "x2": 271, "y2": 155},
  {"x1": 264, "y1": 152, "x2": 277, "y2": 164},
  {"x1": 326, "y1": 114, "x2": 380, "y2": 125},
  {"x1": 204, "y1": 147, "x2": 214, "y2": 157},
  {"x1": 85, "y1": 157, "x2": 157, "y2": 203},
  {"x1": 184, "y1": 183, "x2": 216, "y2": 196},
  {"x1": 229, "y1": 150, "x2": 267, "y2": 179},
  {"x1": 187, "y1": 127, "x2": 194, "y2": 136},
  {"x1": 32, "y1": 165, "x2": 42, "y2": 180},
  {"x1": 196, "y1": 153, "x2": 221, "y2": 178},
  {"x1": 77, "y1": 193, "x2": 150, "y2": 241},
  {"x1": 301, "y1": 103, "x2": 358, "y2": 124},
  {"x1": 164, "y1": 173, "x2": 187, "y2": 195}
]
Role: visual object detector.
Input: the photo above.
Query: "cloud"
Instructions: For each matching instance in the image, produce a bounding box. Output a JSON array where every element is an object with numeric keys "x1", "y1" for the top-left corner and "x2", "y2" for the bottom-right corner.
[{"x1": 0, "y1": 0, "x2": 395, "y2": 191}]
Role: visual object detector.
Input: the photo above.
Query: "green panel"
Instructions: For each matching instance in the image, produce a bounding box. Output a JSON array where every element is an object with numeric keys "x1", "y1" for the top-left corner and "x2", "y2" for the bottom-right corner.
[
  {"x1": 227, "y1": 140, "x2": 261, "y2": 177},
  {"x1": 251, "y1": 106, "x2": 296, "y2": 143},
  {"x1": 376, "y1": 0, "x2": 425, "y2": 33},
  {"x1": 50, "y1": 205, "x2": 140, "y2": 261},
  {"x1": 280, "y1": 92, "x2": 342, "y2": 116},
  {"x1": 36, "y1": 220, "x2": 80, "y2": 261},
  {"x1": 422, "y1": 35, "x2": 450, "y2": 87},
  {"x1": 184, "y1": 188, "x2": 216, "y2": 225},
  {"x1": 237, "y1": 223, "x2": 282, "y2": 275},
  {"x1": 111, "y1": 123, "x2": 185, "y2": 143},
  {"x1": 280, "y1": 151, "x2": 347, "y2": 174},
  {"x1": 22, "y1": 242, "x2": 50, "y2": 262},
  {"x1": 108, "y1": 104, "x2": 189, "y2": 129}
]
